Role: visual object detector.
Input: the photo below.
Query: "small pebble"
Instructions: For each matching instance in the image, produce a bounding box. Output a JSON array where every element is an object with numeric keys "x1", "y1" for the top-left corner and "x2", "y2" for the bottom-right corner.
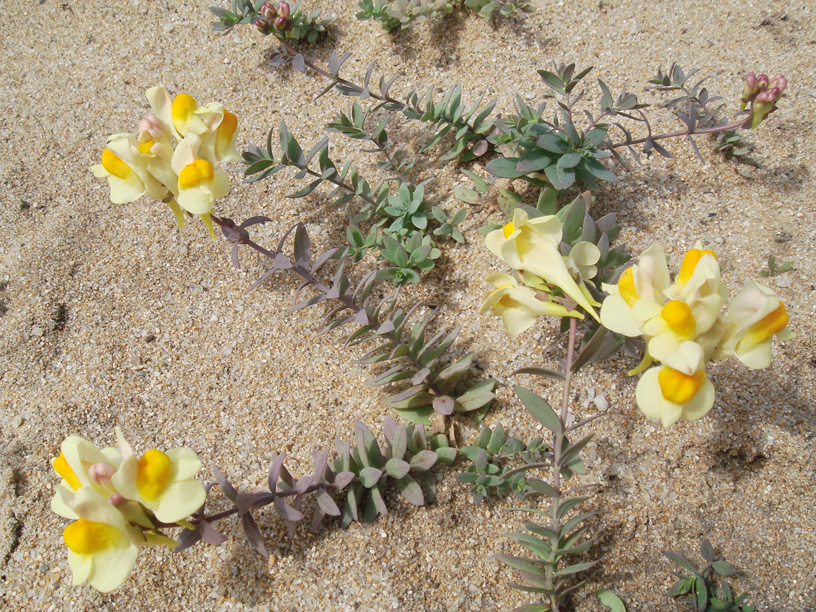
[{"x1": 31, "y1": 326, "x2": 44, "y2": 337}]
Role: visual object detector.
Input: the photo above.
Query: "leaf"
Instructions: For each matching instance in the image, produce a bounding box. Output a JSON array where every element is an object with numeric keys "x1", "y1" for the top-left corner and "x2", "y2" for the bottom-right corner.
[
  {"x1": 316, "y1": 488, "x2": 341, "y2": 516},
  {"x1": 433, "y1": 395, "x2": 455, "y2": 415},
  {"x1": 199, "y1": 521, "x2": 228, "y2": 546},
  {"x1": 454, "y1": 379, "x2": 496, "y2": 412},
  {"x1": 526, "y1": 478, "x2": 558, "y2": 498},
  {"x1": 712, "y1": 560, "x2": 736, "y2": 576},
  {"x1": 597, "y1": 589, "x2": 627, "y2": 612},
  {"x1": 268, "y1": 453, "x2": 287, "y2": 493},
  {"x1": 334, "y1": 471, "x2": 356, "y2": 490},
  {"x1": 293, "y1": 224, "x2": 311, "y2": 268},
  {"x1": 396, "y1": 475, "x2": 425, "y2": 505},
  {"x1": 571, "y1": 325, "x2": 607, "y2": 373},
  {"x1": 454, "y1": 186, "x2": 481, "y2": 203},
  {"x1": 552, "y1": 560, "x2": 598, "y2": 577},
  {"x1": 515, "y1": 386, "x2": 562, "y2": 433},
  {"x1": 538, "y1": 69, "x2": 566, "y2": 94},
  {"x1": 174, "y1": 526, "x2": 202, "y2": 553},
  {"x1": 292, "y1": 53, "x2": 306, "y2": 72},
  {"x1": 274, "y1": 496, "x2": 304, "y2": 522},
  {"x1": 213, "y1": 467, "x2": 238, "y2": 502},
  {"x1": 513, "y1": 366, "x2": 564, "y2": 381},
  {"x1": 385, "y1": 457, "x2": 411, "y2": 479},
  {"x1": 486, "y1": 157, "x2": 527, "y2": 179},
  {"x1": 360, "y1": 466, "x2": 383, "y2": 488},
  {"x1": 241, "y1": 513, "x2": 268, "y2": 558},
  {"x1": 663, "y1": 550, "x2": 698, "y2": 574},
  {"x1": 557, "y1": 153, "x2": 582, "y2": 168},
  {"x1": 700, "y1": 539, "x2": 715, "y2": 562},
  {"x1": 544, "y1": 164, "x2": 575, "y2": 190},
  {"x1": 410, "y1": 450, "x2": 438, "y2": 472},
  {"x1": 516, "y1": 149, "x2": 552, "y2": 173},
  {"x1": 493, "y1": 553, "x2": 543, "y2": 575}
]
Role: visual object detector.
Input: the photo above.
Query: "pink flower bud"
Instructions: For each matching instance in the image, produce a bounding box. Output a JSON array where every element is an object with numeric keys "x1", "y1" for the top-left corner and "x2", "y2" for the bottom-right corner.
[
  {"x1": 744, "y1": 72, "x2": 756, "y2": 90},
  {"x1": 749, "y1": 87, "x2": 781, "y2": 129},
  {"x1": 769, "y1": 74, "x2": 787, "y2": 94},
  {"x1": 138, "y1": 116, "x2": 165, "y2": 140},
  {"x1": 274, "y1": 15, "x2": 288, "y2": 29},
  {"x1": 109, "y1": 493, "x2": 126, "y2": 506},
  {"x1": 88, "y1": 462, "x2": 116, "y2": 488},
  {"x1": 755, "y1": 74, "x2": 769, "y2": 91},
  {"x1": 277, "y1": 1, "x2": 290, "y2": 19},
  {"x1": 260, "y1": 2, "x2": 276, "y2": 19}
]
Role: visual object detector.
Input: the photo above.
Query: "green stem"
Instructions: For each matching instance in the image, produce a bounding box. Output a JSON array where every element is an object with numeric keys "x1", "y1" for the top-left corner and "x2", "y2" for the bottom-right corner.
[{"x1": 547, "y1": 316, "x2": 578, "y2": 612}]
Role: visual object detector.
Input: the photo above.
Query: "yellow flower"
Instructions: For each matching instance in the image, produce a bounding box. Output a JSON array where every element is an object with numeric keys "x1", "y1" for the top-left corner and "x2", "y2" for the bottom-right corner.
[
  {"x1": 199, "y1": 103, "x2": 241, "y2": 164},
  {"x1": 566, "y1": 241, "x2": 601, "y2": 283},
  {"x1": 146, "y1": 87, "x2": 210, "y2": 140},
  {"x1": 600, "y1": 242, "x2": 670, "y2": 337},
  {"x1": 171, "y1": 134, "x2": 230, "y2": 214},
  {"x1": 485, "y1": 208, "x2": 600, "y2": 321},
  {"x1": 90, "y1": 134, "x2": 167, "y2": 204},
  {"x1": 635, "y1": 341, "x2": 715, "y2": 427},
  {"x1": 51, "y1": 436, "x2": 121, "y2": 519},
  {"x1": 480, "y1": 273, "x2": 583, "y2": 336},
  {"x1": 111, "y1": 428, "x2": 205, "y2": 524},
  {"x1": 713, "y1": 281, "x2": 793, "y2": 369},
  {"x1": 61, "y1": 488, "x2": 144, "y2": 593}
]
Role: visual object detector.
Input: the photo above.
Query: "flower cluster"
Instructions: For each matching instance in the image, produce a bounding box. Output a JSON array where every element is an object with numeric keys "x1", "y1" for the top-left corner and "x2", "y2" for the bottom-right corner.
[
  {"x1": 255, "y1": 1, "x2": 292, "y2": 34},
  {"x1": 601, "y1": 242, "x2": 792, "y2": 427},
  {"x1": 480, "y1": 208, "x2": 602, "y2": 335},
  {"x1": 51, "y1": 428, "x2": 205, "y2": 592},
  {"x1": 92, "y1": 87, "x2": 239, "y2": 238},
  {"x1": 740, "y1": 72, "x2": 787, "y2": 129}
]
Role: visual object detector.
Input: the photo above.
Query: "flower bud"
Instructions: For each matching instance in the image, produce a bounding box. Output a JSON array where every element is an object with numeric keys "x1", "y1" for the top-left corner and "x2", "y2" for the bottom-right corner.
[
  {"x1": 137, "y1": 116, "x2": 165, "y2": 141},
  {"x1": 277, "y1": 1, "x2": 290, "y2": 19},
  {"x1": 769, "y1": 74, "x2": 787, "y2": 94},
  {"x1": 274, "y1": 15, "x2": 288, "y2": 30},
  {"x1": 740, "y1": 73, "x2": 757, "y2": 111},
  {"x1": 260, "y1": 2, "x2": 276, "y2": 20},
  {"x1": 750, "y1": 87, "x2": 781, "y2": 129},
  {"x1": 108, "y1": 492, "x2": 127, "y2": 506},
  {"x1": 88, "y1": 462, "x2": 117, "y2": 489},
  {"x1": 254, "y1": 17, "x2": 271, "y2": 33}
]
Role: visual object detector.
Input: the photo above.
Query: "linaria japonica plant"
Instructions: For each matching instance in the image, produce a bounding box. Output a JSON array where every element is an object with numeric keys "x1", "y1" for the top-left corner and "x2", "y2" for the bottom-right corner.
[
  {"x1": 665, "y1": 540, "x2": 757, "y2": 612},
  {"x1": 64, "y1": 7, "x2": 796, "y2": 603}
]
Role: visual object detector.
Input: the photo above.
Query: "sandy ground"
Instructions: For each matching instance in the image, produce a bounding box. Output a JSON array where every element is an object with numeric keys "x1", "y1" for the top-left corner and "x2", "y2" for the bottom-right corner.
[{"x1": 1, "y1": 0, "x2": 815, "y2": 610}]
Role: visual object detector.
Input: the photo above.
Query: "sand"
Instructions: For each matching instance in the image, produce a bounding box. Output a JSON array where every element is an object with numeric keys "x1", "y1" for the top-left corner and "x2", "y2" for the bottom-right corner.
[{"x1": 1, "y1": 0, "x2": 814, "y2": 610}]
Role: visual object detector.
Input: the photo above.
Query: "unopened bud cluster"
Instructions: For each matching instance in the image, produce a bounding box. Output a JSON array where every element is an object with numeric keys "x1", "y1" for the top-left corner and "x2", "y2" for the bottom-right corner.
[
  {"x1": 255, "y1": 1, "x2": 292, "y2": 34},
  {"x1": 741, "y1": 72, "x2": 787, "y2": 129}
]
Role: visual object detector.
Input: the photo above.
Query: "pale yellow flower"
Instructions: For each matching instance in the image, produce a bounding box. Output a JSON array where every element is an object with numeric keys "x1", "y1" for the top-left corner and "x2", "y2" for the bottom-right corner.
[
  {"x1": 51, "y1": 436, "x2": 121, "y2": 519},
  {"x1": 171, "y1": 134, "x2": 230, "y2": 216},
  {"x1": 90, "y1": 134, "x2": 167, "y2": 204},
  {"x1": 199, "y1": 102, "x2": 241, "y2": 164},
  {"x1": 61, "y1": 488, "x2": 144, "y2": 593},
  {"x1": 485, "y1": 208, "x2": 600, "y2": 321},
  {"x1": 635, "y1": 341, "x2": 715, "y2": 427},
  {"x1": 600, "y1": 243, "x2": 670, "y2": 337},
  {"x1": 480, "y1": 273, "x2": 583, "y2": 336},
  {"x1": 146, "y1": 87, "x2": 210, "y2": 140},
  {"x1": 111, "y1": 428, "x2": 205, "y2": 524},
  {"x1": 713, "y1": 281, "x2": 793, "y2": 369},
  {"x1": 566, "y1": 241, "x2": 601, "y2": 283}
]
